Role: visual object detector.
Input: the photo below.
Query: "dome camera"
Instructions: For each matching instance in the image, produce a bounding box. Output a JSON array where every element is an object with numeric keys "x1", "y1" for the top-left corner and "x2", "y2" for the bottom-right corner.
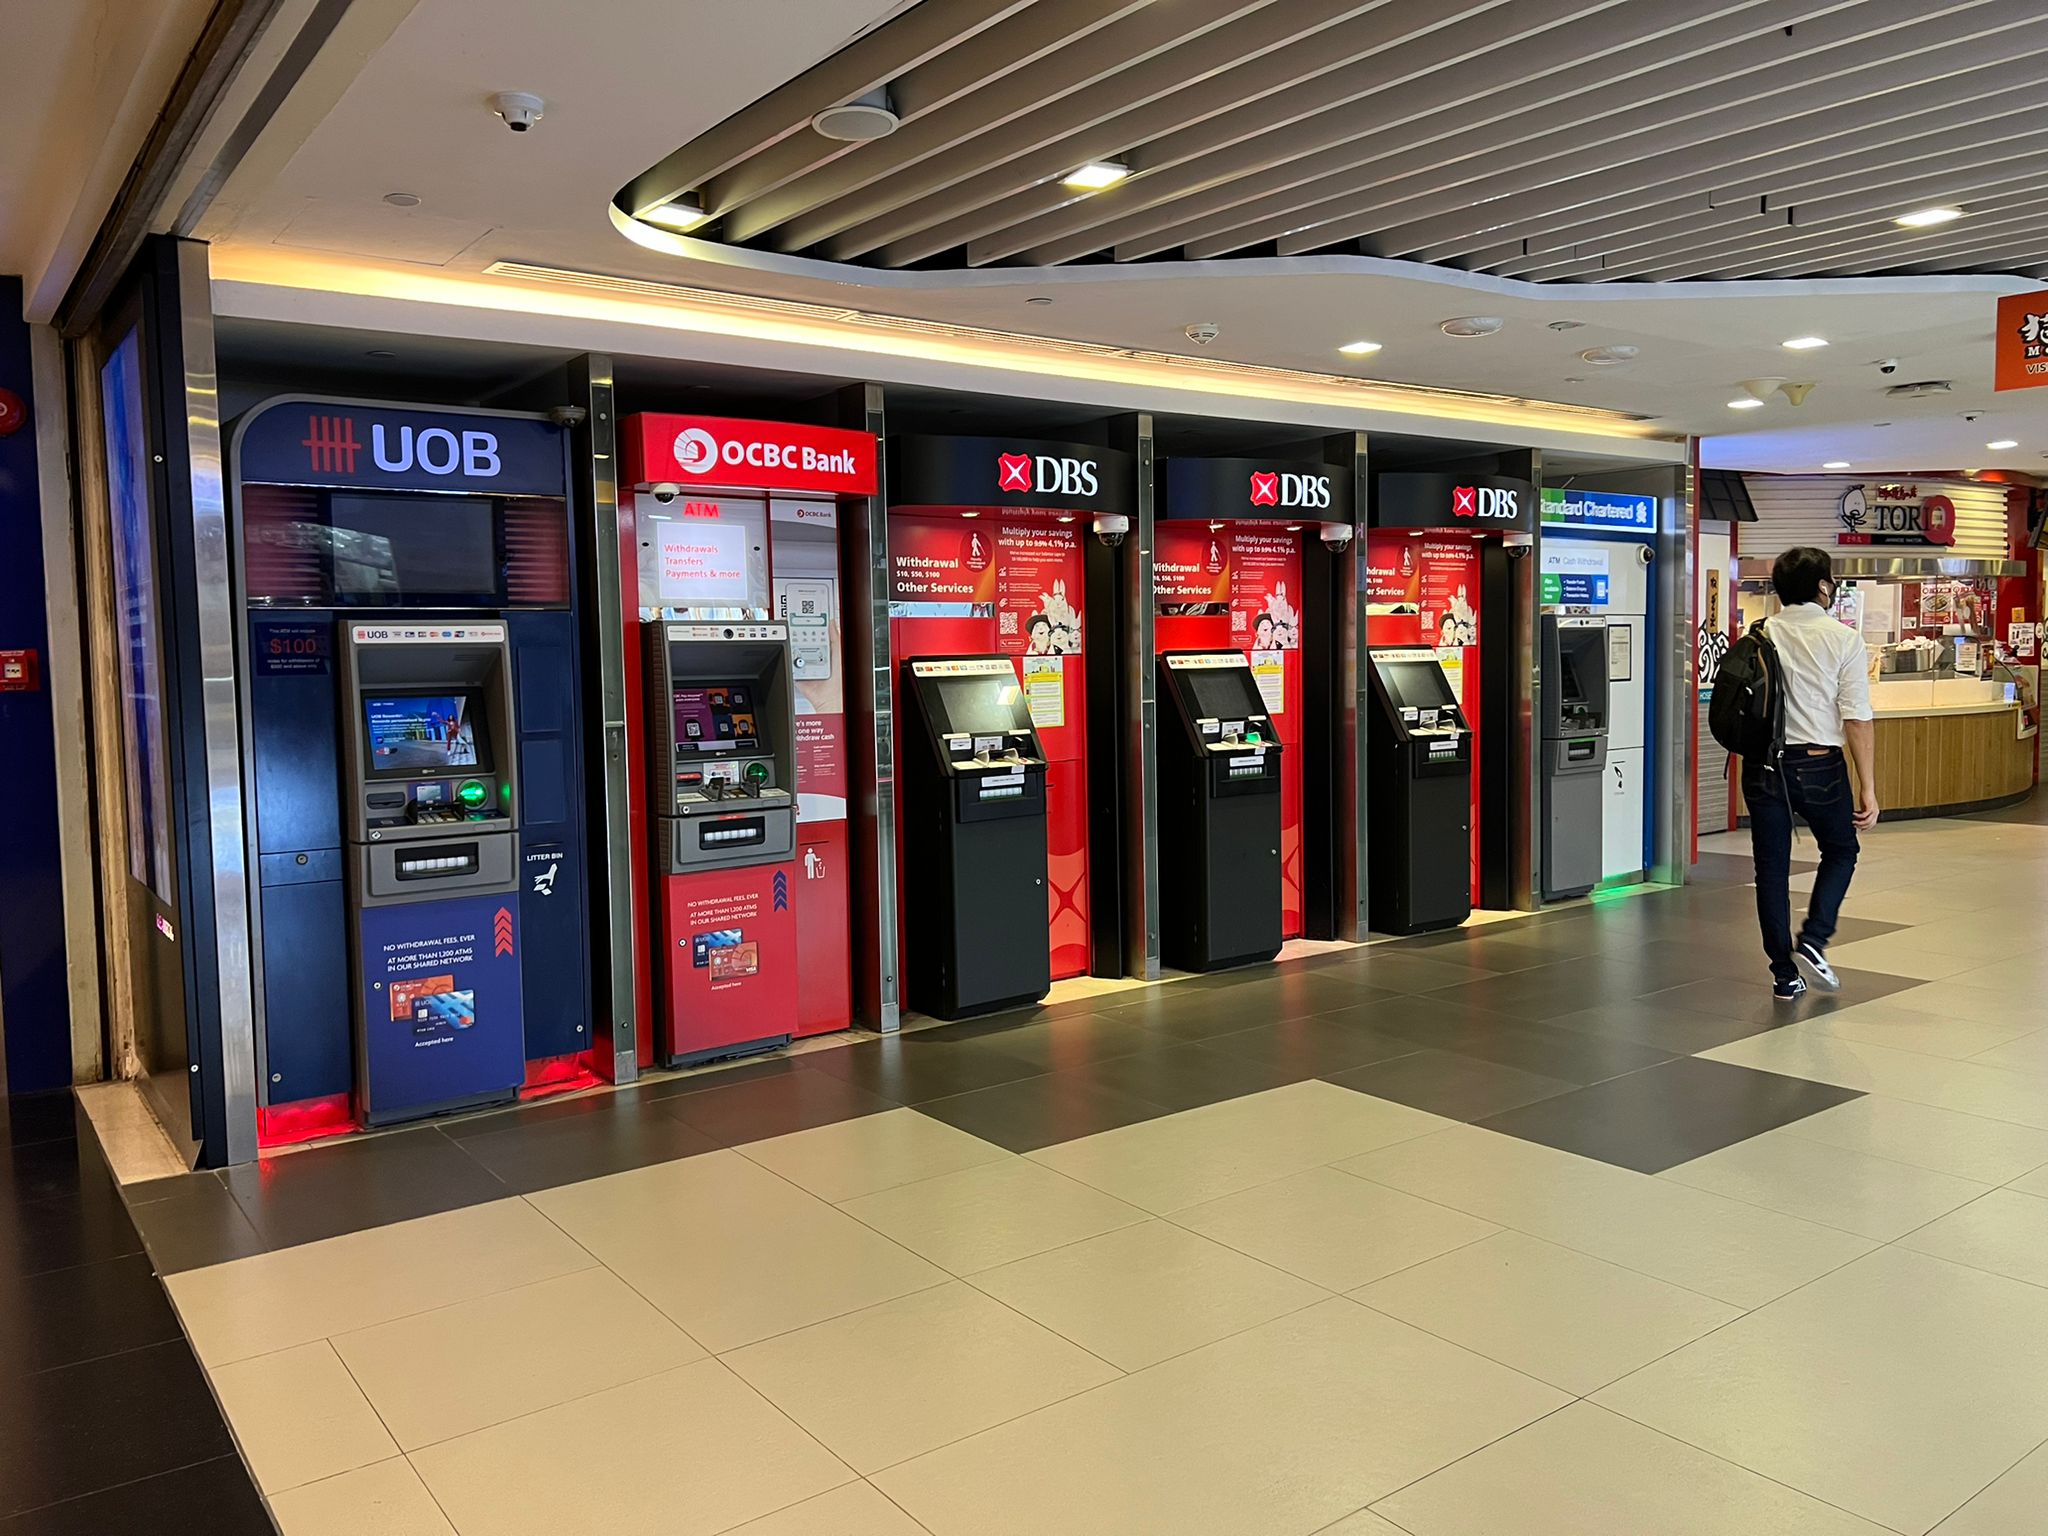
[
  {"x1": 1319, "y1": 524, "x2": 1354, "y2": 550},
  {"x1": 650, "y1": 482, "x2": 681, "y2": 504},
  {"x1": 491, "y1": 91, "x2": 546, "y2": 133},
  {"x1": 1636, "y1": 544, "x2": 1655, "y2": 566},
  {"x1": 1092, "y1": 512, "x2": 1129, "y2": 547},
  {"x1": 1877, "y1": 358, "x2": 1900, "y2": 375}
]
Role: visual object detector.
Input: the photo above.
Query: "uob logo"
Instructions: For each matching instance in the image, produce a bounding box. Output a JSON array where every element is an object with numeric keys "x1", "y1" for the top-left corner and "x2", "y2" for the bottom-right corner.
[
  {"x1": 997, "y1": 451, "x2": 1098, "y2": 498},
  {"x1": 1249, "y1": 471, "x2": 1332, "y2": 510},
  {"x1": 372, "y1": 423, "x2": 502, "y2": 478},
  {"x1": 1452, "y1": 485, "x2": 1519, "y2": 521}
]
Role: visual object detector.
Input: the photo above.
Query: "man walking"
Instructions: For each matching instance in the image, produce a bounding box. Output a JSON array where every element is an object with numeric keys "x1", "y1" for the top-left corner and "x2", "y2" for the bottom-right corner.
[{"x1": 1747, "y1": 546, "x2": 1880, "y2": 1001}]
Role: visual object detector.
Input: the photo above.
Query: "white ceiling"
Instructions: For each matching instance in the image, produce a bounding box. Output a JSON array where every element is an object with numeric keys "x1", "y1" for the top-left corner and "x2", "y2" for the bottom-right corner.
[{"x1": 199, "y1": 0, "x2": 2048, "y2": 475}]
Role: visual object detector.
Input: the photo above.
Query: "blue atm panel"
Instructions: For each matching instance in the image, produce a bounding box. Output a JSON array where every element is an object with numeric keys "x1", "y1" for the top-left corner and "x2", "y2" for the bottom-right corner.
[{"x1": 508, "y1": 611, "x2": 591, "y2": 1062}]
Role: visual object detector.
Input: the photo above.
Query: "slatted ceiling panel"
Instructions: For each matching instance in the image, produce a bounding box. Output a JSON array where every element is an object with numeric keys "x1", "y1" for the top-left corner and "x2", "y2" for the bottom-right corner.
[
  {"x1": 1738, "y1": 477, "x2": 2011, "y2": 561},
  {"x1": 617, "y1": 0, "x2": 2048, "y2": 282}
]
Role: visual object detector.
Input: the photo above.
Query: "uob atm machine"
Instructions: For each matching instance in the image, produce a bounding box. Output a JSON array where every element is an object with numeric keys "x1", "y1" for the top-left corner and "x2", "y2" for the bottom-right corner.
[
  {"x1": 1157, "y1": 653, "x2": 1283, "y2": 971},
  {"x1": 1540, "y1": 615, "x2": 1610, "y2": 900},
  {"x1": 1367, "y1": 649, "x2": 1475, "y2": 934}
]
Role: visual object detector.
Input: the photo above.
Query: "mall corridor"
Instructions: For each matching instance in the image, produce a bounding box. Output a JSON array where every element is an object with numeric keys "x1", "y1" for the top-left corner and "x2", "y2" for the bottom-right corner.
[{"x1": 3, "y1": 805, "x2": 2041, "y2": 1535}]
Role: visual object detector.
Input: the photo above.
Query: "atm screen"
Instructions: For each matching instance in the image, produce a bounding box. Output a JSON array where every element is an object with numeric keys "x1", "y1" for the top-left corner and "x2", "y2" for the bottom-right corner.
[
  {"x1": 1178, "y1": 664, "x2": 1263, "y2": 722},
  {"x1": 671, "y1": 683, "x2": 761, "y2": 752},
  {"x1": 1377, "y1": 660, "x2": 1458, "y2": 714},
  {"x1": 930, "y1": 676, "x2": 1029, "y2": 736},
  {"x1": 330, "y1": 494, "x2": 498, "y2": 602},
  {"x1": 363, "y1": 693, "x2": 490, "y2": 777}
]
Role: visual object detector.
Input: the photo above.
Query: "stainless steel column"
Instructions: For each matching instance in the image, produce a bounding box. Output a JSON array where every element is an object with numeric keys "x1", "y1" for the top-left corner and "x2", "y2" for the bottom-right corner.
[
  {"x1": 1339, "y1": 431, "x2": 1368, "y2": 940},
  {"x1": 840, "y1": 383, "x2": 899, "y2": 1031},
  {"x1": 1117, "y1": 413, "x2": 1160, "y2": 980},
  {"x1": 1512, "y1": 448, "x2": 1543, "y2": 912},
  {"x1": 1652, "y1": 454, "x2": 1698, "y2": 886}
]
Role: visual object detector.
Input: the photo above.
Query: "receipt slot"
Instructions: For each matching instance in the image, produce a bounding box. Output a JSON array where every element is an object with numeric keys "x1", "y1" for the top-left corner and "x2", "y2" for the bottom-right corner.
[
  {"x1": 339, "y1": 625, "x2": 524, "y2": 1124},
  {"x1": 1541, "y1": 615, "x2": 1610, "y2": 901},
  {"x1": 1158, "y1": 652, "x2": 1283, "y2": 971},
  {"x1": 646, "y1": 622, "x2": 801, "y2": 1064},
  {"x1": 900, "y1": 657, "x2": 1053, "y2": 1019},
  {"x1": 1367, "y1": 649, "x2": 1475, "y2": 935}
]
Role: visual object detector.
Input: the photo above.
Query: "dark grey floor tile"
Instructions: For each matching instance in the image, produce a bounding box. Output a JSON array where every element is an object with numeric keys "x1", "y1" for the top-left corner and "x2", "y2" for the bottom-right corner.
[
  {"x1": 1078, "y1": 1044, "x2": 1301, "y2": 1112},
  {"x1": 906, "y1": 1013, "x2": 1169, "y2": 1074},
  {"x1": 1098, "y1": 986, "x2": 1320, "y2": 1042},
  {"x1": 596, "y1": 1053, "x2": 812, "y2": 1109},
  {"x1": 1326, "y1": 1050, "x2": 1578, "y2": 1121},
  {"x1": 221, "y1": 1127, "x2": 510, "y2": 1251},
  {"x1": 1642, "y1": 968, "x2": 1923, "y2": 1028},
  {"x1": 1382, "y1": 926, "x2": 1604, "y2": 973},
  {"x1": 1319, "y1": 950, "x2": 1500, "y2": 996},
  {"x1": 799, "y1": 1035, "x2": 1047, "y2": 1104},
  {"x1": 1422, "y1": 952, "x2": 1724, "y2": 1022},
  {"x1": 455, "y1": 1099, "x2": 723, "y2": 1195},
  {"x1": 913, "y1": 1076, "x2": 1173, "y2": 1154},
  {"x1": 1204, "y1": 1013, "x2": 1421, "y2": 1076},
  {"x1": 0, "y1": 1454, "x2": 271, "y2": 1536},
  {"x1": 0, "y1": 1188, "x2": 142, "y2": 1281},
  {"x1": 125, "y1": 1176, "x2": 268, "y2": 1277},
  {"x1": 119, "y1": 1172, "x2": 214, "y2": 1208},
  {"x1": 0, "y1": 1340, "x2": 233, "y2": 1518},
  {"x1": 661, "y1": 1065, "x2": 898, "y2": 1145},
  {"x1": 1474, "y1": 1057, "x2": 1864, "y2": 1174},
  {"x1": 1360, "y1": 1005, "x2": 1676, "y2": 1086},
  {"x1": 0, "y1": 1138, "x2": 116, "y2": 1212},
  {"x1": 0, "y1": 1253, "x2": 181, "y2": 1377},
  {"x1": 1543, "y1": 1000, "x2": 1797, "y2": 1057},
  {"x1": 0, "y1": 1095, "x2": 80, "y2": 1151}
]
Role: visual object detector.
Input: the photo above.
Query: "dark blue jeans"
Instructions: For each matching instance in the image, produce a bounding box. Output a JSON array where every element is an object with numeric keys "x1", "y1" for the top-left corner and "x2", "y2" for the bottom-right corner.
[{"x1": 1745, "y1": 747, "x2": 1860, "y2": 984}]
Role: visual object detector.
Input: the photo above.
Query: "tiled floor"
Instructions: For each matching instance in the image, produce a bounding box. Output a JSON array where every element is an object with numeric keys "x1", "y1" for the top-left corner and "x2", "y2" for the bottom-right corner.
[{"x1": 14, "y1": 798, "x2": 2048, "y2": 1533}]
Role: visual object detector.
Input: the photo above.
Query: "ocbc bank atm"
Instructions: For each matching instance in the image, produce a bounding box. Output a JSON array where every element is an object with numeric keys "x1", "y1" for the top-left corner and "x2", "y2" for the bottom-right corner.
[
  {"x1": 340, "y1": 625, "x2": 524, "y2": 1124},
  {"x1": 1367, "y1": 648, "x2": 1474, "y2": 935},
  {"x1": 900, "y1": 657, "x2": 1052, "y2": 1019},
  {"x1": 1540, "y1": 615, "x2": 1610, "y2": 900},
  {"x1": 646, "y1": 622, "x2": 800, "y2": 1064},
  {"x1": 1157, "y1": 652, "x2": 1283, "y2": 972}
]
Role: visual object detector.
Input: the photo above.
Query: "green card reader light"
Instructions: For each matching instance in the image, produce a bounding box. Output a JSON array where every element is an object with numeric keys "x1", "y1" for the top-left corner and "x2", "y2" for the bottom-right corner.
[{"x1": 457, "y1": 779, "x2": 489, "y2": 809}]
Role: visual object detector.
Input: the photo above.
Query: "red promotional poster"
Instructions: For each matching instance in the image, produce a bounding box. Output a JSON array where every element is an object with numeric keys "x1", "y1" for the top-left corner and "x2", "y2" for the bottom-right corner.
[
  {"x1": 622, "y1": 414, "x2": 878, "y2": 495},
  {"x1": 1229, "y1": 528, "x2": 1303, "y2": 663},
  {"x1": 661, "y1": 862, "x2": 798, "y2": 1056},
  {"x1": 1364, "y1": 531, "x2": 1421, "y2": 637},
  {"x1": 889, "y1": 519, "x2": 999, "y2": 606},
  {"x1": 1154, "y1": 523, "x2": 1231, "y2": 609},
  {"x1": 995, "y1": 523, "x2": 1085, "y2": 656},
  {"x1": 1416, "y1": 534, "x2": 1480, "y2": 650}
]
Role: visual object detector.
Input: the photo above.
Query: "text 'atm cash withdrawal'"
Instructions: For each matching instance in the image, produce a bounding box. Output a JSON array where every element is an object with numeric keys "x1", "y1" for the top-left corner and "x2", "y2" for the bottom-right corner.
[
  {"x1": 646, "y1": 622, "x2": 800, "y2": 1064},
  {"x1": 1367, "y1": 648, "x2": 1475, "y2": 935},
  {"x1": 900, "y1": 657, "x2": 1053, "y2": 1019},
  {"x1": 340, "y1": 626, "x2": 525, "y2": 1125},
  {"x1": 1158, "y1": 653, "x2": 1284, "y2": 971},
  {"x1": 1541, "y1": 615, "x2": 1611, "y2": 901}
]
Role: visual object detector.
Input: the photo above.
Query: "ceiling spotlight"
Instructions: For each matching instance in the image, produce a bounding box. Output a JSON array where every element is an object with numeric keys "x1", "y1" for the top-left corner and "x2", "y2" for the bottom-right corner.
[
  {"x1": 1441, "y1": 316, "x2": 1505, "y2": 337},
  {"x1": 382, "y1": 191, "x2": 421, "y2": 208},
  {"x1": 1338, "y1": 340, "x2": 1383, "y2": 356},
  {"x1": 1781, "y1": 335, "x2": 1829, "y2": 350},
  {"x1": 1895, "y1": 207, "x2": 1964, "y2": 228},
  {"x1": 960, "y1": 510, "x2": 981, "y2": 519},
  {"x1": 1822, "y1": 460, "x2": 1851, "y2": 469},
  {"x1": 1546, "y1": 319, "x2": 1586, "y2": 331},
  {"x1": 812, "y1": 90, "x2": 900, "y2": 142},
  {"x1": 1987, "y1": 439, "x2": 2019, "y2": 450},
  {"x1": 365, "y1": 349, "x2": 398, "y2": 360},
  {"x1": 642, "y1": 196, "x2": 710, "y2": 232},
  {"x1": 1026, "y1": 296, "x2": 1053, "y2": 305},
  {"x1": 1579, "y1": 344, "x2": 1639, "y2": 364},
  {"x1": 1727, "y1": 398, "x2": 1766, "y2": 410},
  {"x1": 1063, "y1": 159, "x2": 1130, "y2": 191}
]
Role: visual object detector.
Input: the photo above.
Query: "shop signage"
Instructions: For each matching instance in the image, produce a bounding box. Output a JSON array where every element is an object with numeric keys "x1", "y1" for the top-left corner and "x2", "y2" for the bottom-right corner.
[
  {"x1": 1162, "y1": 456, "x2": 1354, "y2": 523},
  {"x1": 1374, "y1": 472, "x2": 1535, "y2": 534},
  {"x1": 235, "y1": 399, "x2": 567, "y2": 497},
  {"x1": 1539, "y1": 486, "x2": 1655, "y2": 532},
  {"x1": 1837, "y1": 483, "x2": 1957, "y2": 547},
  {"x1": 1994, "y1": 289, "x2": 2048, "y2": 391},
  {"x1": 1540, "y1": 544, "x2": 1611, "y2": 606},
  {"x1": 621, "y1": 414, "x2": 878, "y2": 496},
  {"x1": 891, "y1": 434, "x2": 1135, "y2": 516}
]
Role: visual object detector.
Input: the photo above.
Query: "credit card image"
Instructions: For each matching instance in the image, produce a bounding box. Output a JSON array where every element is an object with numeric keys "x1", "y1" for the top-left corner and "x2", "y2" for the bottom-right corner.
[
  {"x1": 692, "y1": 929, "x2": 744, "y2": 967},
  {"x1": 709, "y1": 941, "x2": 759, "y2": 980}
]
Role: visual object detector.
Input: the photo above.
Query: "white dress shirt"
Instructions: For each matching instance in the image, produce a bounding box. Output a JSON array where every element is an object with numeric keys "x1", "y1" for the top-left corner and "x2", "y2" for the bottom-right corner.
[{"x1": 1768, "y1": 600, "x2": 1873, "y2": 748}]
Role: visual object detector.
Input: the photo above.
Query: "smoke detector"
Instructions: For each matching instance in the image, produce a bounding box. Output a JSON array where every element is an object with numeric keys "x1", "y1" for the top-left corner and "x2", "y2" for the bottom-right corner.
[
  {"x1": 812, "y1": 90, "x2": 899, "y2": 142},
  {"x1": 1440, "y1": 315, "x2": 1505, "y2": 337},
  {"x1": 1580, "y1": 344, "x2": 1640, "y2": 364},
  {"x1": 1885, "y1": 379, "x2": 1954, "y2": 399}
]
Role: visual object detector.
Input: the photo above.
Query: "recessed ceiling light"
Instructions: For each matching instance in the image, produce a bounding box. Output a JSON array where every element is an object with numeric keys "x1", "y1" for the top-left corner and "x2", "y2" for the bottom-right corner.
[
  {"x1": 1546, "y1": 319, "x2": 1585, "y2": 331},
  {"x1": 642, "y1": 196, "x2": 710, "y2": 232},
  {"x1": 1026, "y1": 296, "x2": 1053, "y2": 305},
  {"x1": 812, "y1": 94, "x2": 900, "y2": 142},
  {"x1": 1986, "y1": 439, "x2": 2019, "y2": 450},
  {"x1": 1895, "y1": 206, "x2": 1963, "y2": 228},
  {"x1": 1337, "y1": 340, "x2": 1383, "y2": 356},
  {"x1": 1440, "y1": 316, "x2": 1504, "y2": 337},
  {"x1": 365, "y1": 349, "x2": 398, "y2": 360},
  {"x1": 1781, "y1": 335, "x2": 1829, "y2": 350},
  {"x1": 1063, "y1": 159, "x2": 1129, "y2": 191},
  {"x1": 382, "y1": 191, "x2": 421, "y2": 207},
  {"x1": 1822, "y1": 460, "x2": 1851, "y2": 469},
  {"x1": 1580, "y1": 345, "x2": 1639, "y2": 364},
  {"x1": 1727, "y1": 398, "x2": 1766, "y2": 410}
]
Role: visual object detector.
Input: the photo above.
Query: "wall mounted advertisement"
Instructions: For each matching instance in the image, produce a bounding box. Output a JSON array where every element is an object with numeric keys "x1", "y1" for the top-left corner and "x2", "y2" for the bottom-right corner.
[{"x1": 1539, "y1": 544, "x2": 1612, "y2": 608}]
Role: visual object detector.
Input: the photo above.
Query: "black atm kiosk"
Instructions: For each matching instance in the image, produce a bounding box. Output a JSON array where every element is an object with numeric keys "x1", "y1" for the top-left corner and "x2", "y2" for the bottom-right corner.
[
  {"x1": 1157, "y1": 652, "x2": 1284, "y2": 971},
  {"x1": 1367, "y1": 648, "x2": 1474, "y2": 935},
  {"x1": 899, "y1": 656, "x2": 1052, "y2": 1018},
  {"x1": 1540, "y1": 615, "x2": 1610, "y2": 901}
]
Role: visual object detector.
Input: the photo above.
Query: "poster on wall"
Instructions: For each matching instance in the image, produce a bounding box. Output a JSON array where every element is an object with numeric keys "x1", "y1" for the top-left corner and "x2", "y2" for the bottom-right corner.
[
  {"x1": 1154, "y1": 524, "x2": 1230, "y2": 612},
  {"x1": 641, "y1": 495, "x2": 770, "y2": 615},
  {"x1": 996, "y1": 523, "x2": 1084, "y2": 655},
  {"x1": 888, "y1": 519, "x2": 998, "y2": 611},
  {"x1": 770, "y1": 499, "x2": 845, "y2": 823},
  {"x1": 1539, "y1": 544, "x2": 1612, "y2": 608},
  {"x1": 1022, "y1": 655, "x2": 1066, "y2": 729},
  {"x1": 1231, "y1": 528, "x2": 1299, "y2": 713}
]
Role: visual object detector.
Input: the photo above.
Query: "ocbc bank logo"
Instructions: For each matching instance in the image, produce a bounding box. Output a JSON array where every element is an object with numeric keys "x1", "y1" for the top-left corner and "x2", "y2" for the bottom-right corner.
[
  {"x1": 1452, "y1": 485, "x2": 1521, "y2": 521},
  {"x1": 998, "y1": 451, "x2": 1099, "y2": 498},
  {"x1": 1249, "y1": 471, "x2": 1333, "y2": 510}
]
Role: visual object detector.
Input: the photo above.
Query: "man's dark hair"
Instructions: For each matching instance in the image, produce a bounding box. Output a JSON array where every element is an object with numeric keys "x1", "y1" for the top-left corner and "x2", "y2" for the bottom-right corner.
[{"x1": 1771, "y1": 546, "x2": 1834, "y2": 605}]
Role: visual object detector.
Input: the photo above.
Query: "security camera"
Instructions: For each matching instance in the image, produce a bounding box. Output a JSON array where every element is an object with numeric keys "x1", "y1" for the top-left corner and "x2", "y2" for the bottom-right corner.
[
  {"x1": 1184, "y1": 322, "x2": 1221, "y2": 346},
  {"x1": 1961, "y1": 411, "x2": 1983, "y2": 424},
  {"x1": 491, "y1": 91, "x2": 545, "y2": 133},
  {"x1": 650, "y1": 482, "x2": 681, "y2": 504},
  {"x1": 548, "y1": 404, "x2": 587, "y2": 428},
  {"x1": 1319, "y1": 524, "x2": 1354, "y2": 550},
  {"x1": 1505, "y1": 542, "x2": 1533, "y2": 562},
  {"x1": 1092, "y1": 512, "x2": 1129, "y2": 547},
  {"x1": 1877, "y1": 358, "x2": 1900, "y2": 375},
  {"x1": 1636, "y1": 544, "x2": 1655, "y2": 566}
]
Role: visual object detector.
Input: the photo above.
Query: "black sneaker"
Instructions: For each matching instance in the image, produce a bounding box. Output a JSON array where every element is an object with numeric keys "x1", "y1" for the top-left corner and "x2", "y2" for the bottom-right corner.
[
  {"x1": 1773, "y1": 976, "x2": 1808, "y2": 1003},
  {"x1": 1795, "y1": 940, "x2": 1840, "y2": 991}
]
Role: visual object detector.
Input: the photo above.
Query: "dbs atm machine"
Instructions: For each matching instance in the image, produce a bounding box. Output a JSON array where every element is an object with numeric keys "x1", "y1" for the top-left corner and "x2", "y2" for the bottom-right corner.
[
  {"x1": 1540, "y1": 616, "x2": 1610, "y2": 900},
  {"x1": 1157, "y1": 653, "x2": 1283, "y2": 971},
  {"x1": 900, "y1": 657, "x2": 1053, "y2": 1019},
  {"x1": 1367, "y1": 649, "x2": 1475, "y2": 935},
  {"x1": 645, "y1": 622, "x2": 801, "y2": 1063}
]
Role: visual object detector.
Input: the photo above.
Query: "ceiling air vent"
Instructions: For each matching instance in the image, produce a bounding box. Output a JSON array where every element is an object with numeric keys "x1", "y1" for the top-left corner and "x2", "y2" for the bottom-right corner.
[{"x1": 1885, "y1": 379, "x2": 1954, "y2": 399}]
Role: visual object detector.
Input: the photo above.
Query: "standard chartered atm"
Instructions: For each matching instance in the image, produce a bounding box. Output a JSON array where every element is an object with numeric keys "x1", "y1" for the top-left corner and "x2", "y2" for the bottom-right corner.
[
  {"x1": 1157, "y1": 652, "x2": 1283, "y2": 971},
  {"x1": 644, "y1": 622, "x2": 800, "y2": 1065},
  {"x1": 899, "y1": 656, "x2": 1052, "y2": 1019},
  {"x1": 339, "y1": 625, "x2": 525, "y2": 1124},
  {"x1": 1366, "y1": 648, "x2": 1474, "y2": 935},
  {"x1": 1540, "y1": 616, "x2": 1610, "y2": 900}
]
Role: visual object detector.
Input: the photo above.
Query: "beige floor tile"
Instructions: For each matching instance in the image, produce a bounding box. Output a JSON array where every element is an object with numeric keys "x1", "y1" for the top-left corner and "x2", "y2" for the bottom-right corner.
[
  {"x1": 1776, "y1": 1096, "x2": 2048, "y2": 1184},
  {"x1": 333, "y1": 1266, "x2": 704, "y2": 1450},
  {"x1": 1820, "y1": 936, "x2": 1981, "y2": 982},
  {"x1": 270, "y1": 1458, "x2": 456, "y2": 1536},
  {"x1": 1662, "y1": 1129, "x2": 1991, "y2": 1242},
  {"x1": 720, "y1": 1482, "x2": 931, "y2": 1534},
  {"x1": 740, "y1": 1108, "x2": 1010, "y2": 1204},
  {"x1": 411, "y1": 1359, "x2": 852, "y2": 1536},
  {"x1": 1172, "y1": 1165, "x2": 1498, "y2": 1291},
  {"x1": 969, "y1": 1220, "x2": 1327, "y2": 1372},
  {"x1": 1702, "y1": 1029, "x2": 2048, "y2": 1133},
  {"x1": 1374, "y1": 1402, "x2": 1894, "y2": 1536},
  {"x1": 839, "y1": 1157, "x2": 1146, "y2": 1275},
  {"x1": 1932, "y1": 1440, "x2": 2048, "y2": 1534},
  {"x1": 1880, "y1": 982, "x2": 2048, "y2": 1035},
  {"x1": 723, "y1": 1281, "x2": 1118, "y2": 1474},
  {"x1": 1028, "y1": 1081, "x2": 1447, "y2": 1214},
  {"x1": 166, "y1": 1200, "x2": 595, "y2": 1366},
  {"x1": 1338, "y1": 1125, "x2": 1873, "y2": 1309},
  {"x1": 874, "y1": 1298, "x2": 1567, "y2": 1536},
  {"x1": 1595, "y1": 1246, "x2": 2048, "y2": 1536},
  {"x1": 1899, "y1": 1189, "x2": 2048, "y2": 1289},
  {"x1": 527, "y1": 1150, "x2": 946, "y2": 1352},
  {"x1": 211, "y1": 1341, "x2": 398, "y2": 1494},
  {"x1": 1808, "y1": 1002, "x2": 2044, "y2": 1060},
  {"x1": 1313, "y1": 1513, "x2": 1411, "y2": 1535},
  {"x1": 1969, "y1": 1028, "x2": 2048, "y2": 1077},
  {"x1": 2014, "y1": 1162, "x2": 2048, "y2": 1198},
  {"x1": 1949, "y1": 953, "x2": 2048, "y2": 995},
  {"x1": 1353, "y1": 1231, "x2": 1741, "y2": 1396}
]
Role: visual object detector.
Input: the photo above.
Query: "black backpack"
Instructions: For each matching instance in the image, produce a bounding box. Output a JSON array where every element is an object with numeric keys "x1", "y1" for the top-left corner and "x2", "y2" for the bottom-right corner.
[{"x1": 1708, "y1": 619, "x2": 1785, "y2": 767}]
